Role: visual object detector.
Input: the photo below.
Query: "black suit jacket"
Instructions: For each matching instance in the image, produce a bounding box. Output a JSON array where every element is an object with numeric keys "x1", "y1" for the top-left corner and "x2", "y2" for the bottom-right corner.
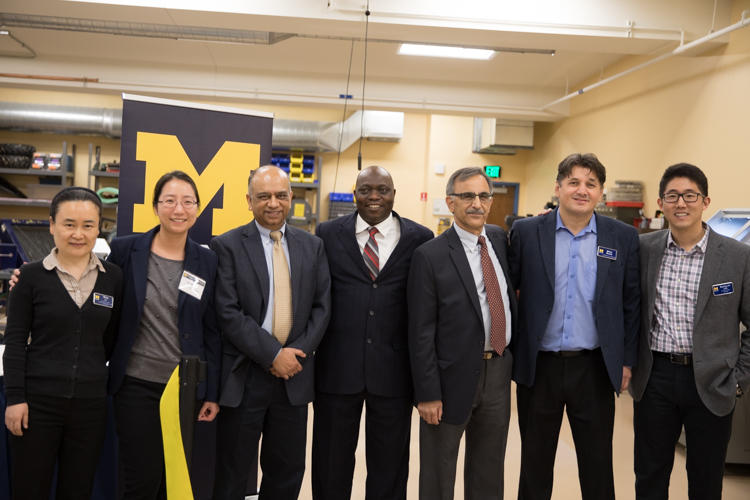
[
  {"x1": 107, "y1": 226, "x2": 222, "y2": 402},
  {"x1": 315, "y1": 211, "x2": 433, "y2": 397},
  {"x1": 211, "y1": 221, "x2": 331, "y2": 408},
  {"x1": 408, "y1": 224, "x2": 516, "y2": 425},
  {"x1": 508, "y1": 210, "x2": 641, "y2": 393}
]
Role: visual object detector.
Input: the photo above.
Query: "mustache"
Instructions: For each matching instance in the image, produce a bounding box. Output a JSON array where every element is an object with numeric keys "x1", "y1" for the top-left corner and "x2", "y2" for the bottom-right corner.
[{"x1": 466, "y1": 208, "x2": 485, "y2": 215}]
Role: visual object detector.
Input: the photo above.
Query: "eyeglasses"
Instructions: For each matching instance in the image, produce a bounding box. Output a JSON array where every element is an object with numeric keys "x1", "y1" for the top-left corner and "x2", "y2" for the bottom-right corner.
[
  {"x1": 450, "y1": 192, "x2": 493, "y2": 203},
  {"x1": 661, "y1": 192, "x2": 704, "y2": 203},
  {"x1": 157, "y1": 199, "x2": 198, "y2": 209}
]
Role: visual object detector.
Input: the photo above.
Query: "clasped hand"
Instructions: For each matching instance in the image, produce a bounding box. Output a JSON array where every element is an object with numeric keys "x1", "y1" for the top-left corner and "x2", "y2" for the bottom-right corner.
[{"x1": 270, "y1": 348, "x2": 306, "y2": 379}]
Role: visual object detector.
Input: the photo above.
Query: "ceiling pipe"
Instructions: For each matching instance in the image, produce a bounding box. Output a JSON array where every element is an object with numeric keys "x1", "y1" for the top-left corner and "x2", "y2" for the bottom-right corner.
[
  {"x1": 542, "y1": 9, "x2": 750, "y2": 111},
  {"x1": 0, "y1": 101, "x2": 401, "y2": 152}
]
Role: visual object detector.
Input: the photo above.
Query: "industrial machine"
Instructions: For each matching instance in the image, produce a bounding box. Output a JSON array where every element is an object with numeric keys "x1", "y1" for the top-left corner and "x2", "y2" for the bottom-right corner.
[{"x1": 703, "y1": 208, "x2": 750, "y2": 465}]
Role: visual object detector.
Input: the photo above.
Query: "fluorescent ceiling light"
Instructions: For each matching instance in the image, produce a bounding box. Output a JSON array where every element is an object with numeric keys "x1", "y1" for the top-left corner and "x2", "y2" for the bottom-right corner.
[{"x1": 398, "y1": 43, "x2": 495, "y2": 60}]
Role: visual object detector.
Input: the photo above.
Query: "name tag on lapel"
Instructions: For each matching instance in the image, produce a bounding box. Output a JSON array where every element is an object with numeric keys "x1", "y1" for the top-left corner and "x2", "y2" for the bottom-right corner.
[
  {"x1": 93, "y1": 293, "x2": 114, "y2": 308},
  {"x1": 597, "y1": 246, "x2": 617, "y2": 260},
  {"x1": 712, "y1": 282, "x2": 734, "y2": 296},
  {"x1": 179, "y1": 270, "x2": 206, "y2": 300}
]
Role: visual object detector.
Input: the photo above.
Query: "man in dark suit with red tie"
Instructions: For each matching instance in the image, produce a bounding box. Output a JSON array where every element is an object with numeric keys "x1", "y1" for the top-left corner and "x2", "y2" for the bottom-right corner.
[
  {"x1": 408, "y1": 167, "x2": 516, "y2": 500},
  {"x1": 313, "y1": 166, "x2": 433, "y2": 500}
]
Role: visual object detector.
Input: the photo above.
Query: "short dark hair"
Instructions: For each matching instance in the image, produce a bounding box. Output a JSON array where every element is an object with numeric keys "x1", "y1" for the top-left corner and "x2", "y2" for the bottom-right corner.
[
  {"x1": 445, "y1": 167, "x2": 494, "y2": 196},
  {"x1": 557, "y1": 153, "x2": 606, "y2": 186},
  {"x1": 658, "y1": 163, "x2": 708, "y2": 198},
  {"x1": 152, "y1": 171, "x2": 200, "y2": 207},
  {"x1": 50, "y1": 187, "x2": 102, "y2": 226}
]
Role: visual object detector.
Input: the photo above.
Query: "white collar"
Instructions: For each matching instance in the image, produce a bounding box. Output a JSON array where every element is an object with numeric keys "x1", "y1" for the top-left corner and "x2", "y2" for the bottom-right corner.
[{"x1": 356, "y1": 212, "x2": 395, "y2": 237}]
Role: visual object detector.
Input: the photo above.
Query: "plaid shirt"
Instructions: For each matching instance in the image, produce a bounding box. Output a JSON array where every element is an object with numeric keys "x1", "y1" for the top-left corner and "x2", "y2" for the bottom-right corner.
[{"x1": 650, "y1": 225, "x2": 710, "y2": 353}]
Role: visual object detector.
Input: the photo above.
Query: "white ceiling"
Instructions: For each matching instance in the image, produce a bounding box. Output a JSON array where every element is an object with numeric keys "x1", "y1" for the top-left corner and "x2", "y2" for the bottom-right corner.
[{"x1": 0, "y1": 0, "x2": 735, "y2": 121}]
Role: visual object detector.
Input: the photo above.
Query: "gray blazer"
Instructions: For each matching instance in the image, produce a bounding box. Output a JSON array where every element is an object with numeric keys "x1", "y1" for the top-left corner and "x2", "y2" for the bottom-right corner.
[
  {"x1": 630, "y1": 229, "x2": 750, "y2": 416},
  {"x1": 211, "y1": 221, "x2": 331, "y2": 408}
]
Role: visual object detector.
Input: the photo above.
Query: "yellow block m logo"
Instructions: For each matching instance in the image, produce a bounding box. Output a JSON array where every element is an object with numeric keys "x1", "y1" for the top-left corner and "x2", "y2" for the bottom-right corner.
[{"x1": 133, "y1": 132, "x2": 260, "y2": 235}]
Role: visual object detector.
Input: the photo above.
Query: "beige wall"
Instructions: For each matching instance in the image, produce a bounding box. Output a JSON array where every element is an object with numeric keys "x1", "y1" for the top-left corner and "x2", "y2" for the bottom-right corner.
[
  {"x1": 3, "y1": 0, "x2": 750, "y2": 229},
  {"x1": 523, "y1": 0, "x2": 750, "y2": 220}
]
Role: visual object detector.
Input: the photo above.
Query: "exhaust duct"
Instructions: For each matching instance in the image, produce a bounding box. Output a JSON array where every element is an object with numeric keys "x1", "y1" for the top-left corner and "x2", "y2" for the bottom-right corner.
[{"x1": 0, "y1": 101, "x2": 404, "y2": 153}]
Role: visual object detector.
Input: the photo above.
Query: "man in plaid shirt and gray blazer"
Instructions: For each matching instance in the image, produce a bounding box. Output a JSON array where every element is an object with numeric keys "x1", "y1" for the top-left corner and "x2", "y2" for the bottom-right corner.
[{"x1": 630, "y1": 163, "x2": 750, "y2": 500}]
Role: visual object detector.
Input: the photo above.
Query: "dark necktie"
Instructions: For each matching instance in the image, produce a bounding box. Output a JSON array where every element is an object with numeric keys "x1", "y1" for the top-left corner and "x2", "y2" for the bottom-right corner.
[
  {"x1": 478, "y1": 235, "x2": 506, "y2": 355},
  {"x1": 363, "y1": 227, "x2": 379, "y2": 280}
]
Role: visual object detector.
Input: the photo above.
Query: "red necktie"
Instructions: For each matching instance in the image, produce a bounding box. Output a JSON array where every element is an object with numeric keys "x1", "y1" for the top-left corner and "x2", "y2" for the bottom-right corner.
[
  {"x1": 363, "y1": 227, "x2": 379, "y2": 280},
  {"x1": 478, "y1": 235, "x2": 506, "y2": 355}
]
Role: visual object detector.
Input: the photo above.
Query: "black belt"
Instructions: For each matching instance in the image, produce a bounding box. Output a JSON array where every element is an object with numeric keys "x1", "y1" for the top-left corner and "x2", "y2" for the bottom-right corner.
[
  {"x1": 483, "y1": 351, "x2": 502, "y2": 360},
  {"x1": 652, "y1": 350, "x2": 693, "y2": 365},
  {"x1": 539, "y1": 349, "x2": 595, "y2": 358}
]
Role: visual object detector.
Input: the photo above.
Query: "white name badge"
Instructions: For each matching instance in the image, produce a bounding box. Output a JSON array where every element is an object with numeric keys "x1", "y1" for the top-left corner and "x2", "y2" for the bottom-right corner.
[{"x1": 178, "y1": 270, "x2": 206, "y2": 300}]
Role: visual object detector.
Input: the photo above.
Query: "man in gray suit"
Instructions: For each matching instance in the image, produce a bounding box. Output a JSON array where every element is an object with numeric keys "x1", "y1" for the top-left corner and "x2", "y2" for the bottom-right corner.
[
  {"x1": 211, "y1": 165, "x2": 331, "y2": 500},
  {"x1": 630, "y1": 163, "x2": 750, "y2": 500}
]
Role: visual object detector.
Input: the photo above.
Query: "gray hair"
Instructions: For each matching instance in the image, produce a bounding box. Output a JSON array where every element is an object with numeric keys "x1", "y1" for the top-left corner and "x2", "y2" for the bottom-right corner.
[{"x1": 445, "y1": 167, "x2": 494, "y2": 196}]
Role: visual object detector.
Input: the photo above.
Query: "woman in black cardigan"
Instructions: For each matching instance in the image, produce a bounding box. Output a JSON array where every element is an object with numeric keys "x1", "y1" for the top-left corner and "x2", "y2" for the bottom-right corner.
[{"x1": 3, "y1": 187, "x2": 123, "y2": 499}]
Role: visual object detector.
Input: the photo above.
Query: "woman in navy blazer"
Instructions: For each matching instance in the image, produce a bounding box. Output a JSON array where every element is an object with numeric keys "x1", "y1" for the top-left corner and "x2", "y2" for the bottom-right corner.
[{"x1": 107, "y1": 171, "x2": 221, "y2": 499}]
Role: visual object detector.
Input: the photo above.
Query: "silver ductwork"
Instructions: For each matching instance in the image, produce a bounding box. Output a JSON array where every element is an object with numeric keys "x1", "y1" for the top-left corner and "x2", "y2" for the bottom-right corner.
[
  {"x1": 271, "y1": 119, "x2": 340, "y2": 152},
  {"x1": 0, "y1": 101, "x2": 404, "y2": 152},
  {"x1": 0, "y1": 101, "x2": 122, "y2": 138}
]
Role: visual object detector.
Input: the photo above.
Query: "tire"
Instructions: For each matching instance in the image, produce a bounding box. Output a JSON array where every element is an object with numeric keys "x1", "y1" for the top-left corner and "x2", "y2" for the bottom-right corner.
[
  {"x1": 0, "y1": 154, "x2": 33, "y2": 169},
  {"x1": 0, "y1": 143, "x2": 36, "y2": 156}
]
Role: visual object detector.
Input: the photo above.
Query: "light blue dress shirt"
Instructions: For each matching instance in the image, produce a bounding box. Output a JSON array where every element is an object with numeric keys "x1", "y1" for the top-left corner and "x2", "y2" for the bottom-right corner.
[
  {"x1": 256, "y1": 220, "x2": 291, "y2": 337},
  {"x1": 453, "y1": 223, "x2": 512, "y2": 350},
  {"x1": 541, "y1": 211, "x2": 599, "y2": 352}
]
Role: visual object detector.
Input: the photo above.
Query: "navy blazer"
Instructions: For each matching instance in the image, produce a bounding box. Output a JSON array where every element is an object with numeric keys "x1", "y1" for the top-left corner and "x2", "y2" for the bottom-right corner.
[
  {"x1": 211, "y1": 221, "x2": 331, "y2": 408},
  {"x1": 508, "y1": 210, "x2": 640, "y2": 393},
  {"x1": 408, "y1": 224, "x2": 517, "y2": 425},
  {"x1": 315, "y1": 211, "x2": 433, "y2": 398},
  {"x1": 107, "y1": 226, "x2": 222, "y2": 402}
]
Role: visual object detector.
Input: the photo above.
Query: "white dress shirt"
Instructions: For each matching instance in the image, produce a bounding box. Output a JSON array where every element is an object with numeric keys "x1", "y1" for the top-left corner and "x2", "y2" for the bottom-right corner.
[
  {"x1": 355, "y1": 212, "x2": 401, "y2": 270},
  {"x1": 454, "y1": 223, "x2": 512, "y2": 350}
]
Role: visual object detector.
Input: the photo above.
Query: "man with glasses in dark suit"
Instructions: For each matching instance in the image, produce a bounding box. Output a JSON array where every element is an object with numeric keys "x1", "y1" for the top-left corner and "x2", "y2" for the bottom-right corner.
[{"x1": 408, "y1": 167, "x2": 515, "y2": 500}]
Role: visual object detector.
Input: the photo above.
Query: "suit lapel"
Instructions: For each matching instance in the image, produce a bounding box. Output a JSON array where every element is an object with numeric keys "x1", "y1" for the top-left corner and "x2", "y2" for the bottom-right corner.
[
  {"x1": 336, "y1": 214, "x2": 372, "y2": 280},
  {"x1": 178, "y1": 238, "x2": 201, "y2": 312},
  {"x1": 379, "y1": 212, "x2": 413, "y2": 279},
  {"x1": 131, "y1": 229, "x2": 154, "y2": 319},
  {"x1": 594, "y1": 214, "x2": 613, "y2": 304},
  {"x1": 286, "y1": 227, "x2": 302, "y2": 319},
  {"x1": 242, "y1": 222, "x2": 270, "y2": 311},
  {"x1": 539, "y1": 211, "x2": 557, "y2": 290},
  {"x1": 487, "y1": 227, "x2": 517, "y2": 315},
  {"x1": 447, "y1": 227, "x2": 483, "y2": 322},
  {"x1": 694, "y1": 230, "x2": 723, "y2": 328},
  {"x1": 647, "y1": 231, "x2": 668, "y2": 328}
]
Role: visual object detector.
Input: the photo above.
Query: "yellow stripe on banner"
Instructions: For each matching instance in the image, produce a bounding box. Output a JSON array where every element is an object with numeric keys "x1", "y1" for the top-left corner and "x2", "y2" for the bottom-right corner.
[{"x1": 160, "y1": 366, "x2": 194, "y2": 500}]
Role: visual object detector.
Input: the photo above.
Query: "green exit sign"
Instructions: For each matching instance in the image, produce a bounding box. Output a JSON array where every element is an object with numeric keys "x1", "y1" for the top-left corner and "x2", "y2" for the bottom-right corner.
[{"x1": 485, "y1": 165, "x2": 501, "y2": 178}]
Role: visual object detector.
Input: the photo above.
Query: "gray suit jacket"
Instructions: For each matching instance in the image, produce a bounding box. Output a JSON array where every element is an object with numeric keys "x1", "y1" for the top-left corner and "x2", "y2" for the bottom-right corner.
[
  {"x1": 211, "y1": 221, "x2": 331, "y2": 408},
  {"x1": 630, "y1": 229, "x2": 750, "y2": 416}
]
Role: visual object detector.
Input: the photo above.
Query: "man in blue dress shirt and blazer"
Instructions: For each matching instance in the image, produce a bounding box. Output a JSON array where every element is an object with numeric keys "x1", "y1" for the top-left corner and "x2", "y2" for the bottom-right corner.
[
  {"x1": 313, "y1": 166, "x2": 433, "y2": 500},
  {"x1": 508, "y1": 153, "x2": 641, "y2": 500}
]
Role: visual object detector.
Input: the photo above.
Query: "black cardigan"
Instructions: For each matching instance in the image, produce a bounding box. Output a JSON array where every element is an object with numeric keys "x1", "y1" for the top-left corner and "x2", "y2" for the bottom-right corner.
[{"x1": 3, "y1": 259, "x2": 123, "y2": 406}]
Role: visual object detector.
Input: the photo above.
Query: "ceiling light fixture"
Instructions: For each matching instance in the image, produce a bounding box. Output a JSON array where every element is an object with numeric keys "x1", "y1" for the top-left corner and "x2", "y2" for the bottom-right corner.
[{"x1": 398, "y1": 43, "x2": 496, "y2": 60}]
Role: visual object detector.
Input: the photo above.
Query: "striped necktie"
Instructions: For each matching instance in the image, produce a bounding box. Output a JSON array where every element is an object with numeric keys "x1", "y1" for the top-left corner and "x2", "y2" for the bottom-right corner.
[
  {"x1": 478, "y1": 235, "x2": 506, "y2": 355},
  {"x1": 363, "y1": 226, "x2": 379, "y2": 280}
]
